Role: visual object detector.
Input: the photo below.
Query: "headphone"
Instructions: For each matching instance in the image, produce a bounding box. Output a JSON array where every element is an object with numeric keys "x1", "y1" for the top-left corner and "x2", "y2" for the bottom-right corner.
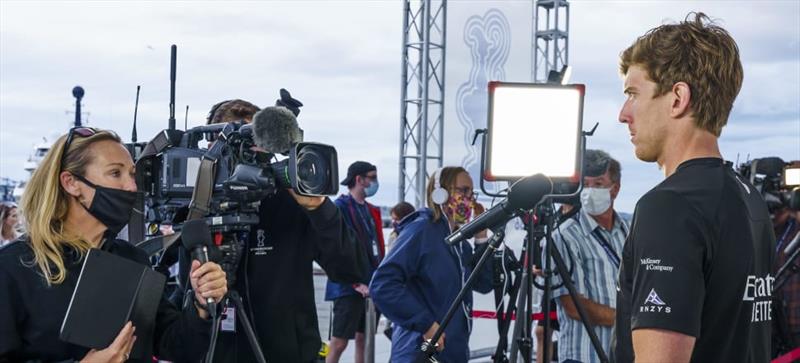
[
  {"x1": 431, "y1": 167, "x2": 472, "y2": 327},
  {"x1": 431, "y1": 167, "x2": 449, "y2": 205},
  {"x1": 206, "y1": 99, "x2": 232, "y2": 124}
]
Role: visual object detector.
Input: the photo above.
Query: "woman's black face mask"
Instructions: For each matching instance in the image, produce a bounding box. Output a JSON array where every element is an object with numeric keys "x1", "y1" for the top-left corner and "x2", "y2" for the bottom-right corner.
[{"x1": 72, "y1": 173, "x2": 141, "y2": 234}]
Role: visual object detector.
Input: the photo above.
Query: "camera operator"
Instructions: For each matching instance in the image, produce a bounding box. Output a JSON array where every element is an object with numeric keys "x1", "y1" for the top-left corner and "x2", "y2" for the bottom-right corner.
[
  {"x1": 200, "y1": 99, "x2": 367, "y2": 363},
  {"x1": 0, "y1": 127, "x2": 227, "y2": 362},
  {"x1": 613, "y1": 12, "x2": 774, "y2": 362}
]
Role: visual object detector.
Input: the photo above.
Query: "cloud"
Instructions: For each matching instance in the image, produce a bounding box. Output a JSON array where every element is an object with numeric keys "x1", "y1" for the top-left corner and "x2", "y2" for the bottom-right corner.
[{"x1": 1, "y1": 0, "x2": 798, "y2": 213}]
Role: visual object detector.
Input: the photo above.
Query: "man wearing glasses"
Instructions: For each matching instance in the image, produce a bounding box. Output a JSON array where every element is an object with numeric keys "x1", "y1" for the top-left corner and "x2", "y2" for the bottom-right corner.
[{"x1": 325, "y1": 161, "x2": 385, "y2": 363}]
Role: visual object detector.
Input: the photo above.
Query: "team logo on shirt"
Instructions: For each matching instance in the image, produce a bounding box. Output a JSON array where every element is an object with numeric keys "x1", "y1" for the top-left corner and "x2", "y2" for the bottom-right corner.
[
  {"x1": 743, "y1": 274, "x2": 773, "y2": 323},
  {"x1": 640, "y1": 258, "x2": 674, "y2": 272},
  {"x1": 249, "y1": 229, "x2": 274, "y2": 256},
  {"x1": 639, "y1": 288, "x2": 671, "y2": 314}
]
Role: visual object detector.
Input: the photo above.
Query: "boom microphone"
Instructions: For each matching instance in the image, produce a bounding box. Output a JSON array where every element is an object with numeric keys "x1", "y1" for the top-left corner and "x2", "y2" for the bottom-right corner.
[
  {"x1": 180, "y1": 219, "x2": 216, "y2": 315},
  {"x1": 446, "y1": 174, "x2": 553, "y2": 245},
  {"x1": 252, "y1": 106, "x2": 303, "y2": 154}
]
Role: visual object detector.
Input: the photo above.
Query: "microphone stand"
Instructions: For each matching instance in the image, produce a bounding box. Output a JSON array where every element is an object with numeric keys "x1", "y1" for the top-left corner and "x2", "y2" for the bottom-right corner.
[
  {"x1": 418, "y1": 226, "x2": 507, "y2": 362},
  {"x1": 530, "y1": 200, "x2": 609, "y2": 363}
]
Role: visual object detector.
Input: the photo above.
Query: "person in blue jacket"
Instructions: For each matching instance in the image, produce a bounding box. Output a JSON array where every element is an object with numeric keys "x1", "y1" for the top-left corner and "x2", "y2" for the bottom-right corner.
[{"x1": 370, "y1": 166, "x2": 494, "y2": 363}]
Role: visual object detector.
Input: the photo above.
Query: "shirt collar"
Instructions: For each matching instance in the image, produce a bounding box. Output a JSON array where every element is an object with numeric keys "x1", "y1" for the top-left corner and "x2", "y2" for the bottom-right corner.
[{"x1": 577, "y1": 208, "x2": 627, "y2": 237}]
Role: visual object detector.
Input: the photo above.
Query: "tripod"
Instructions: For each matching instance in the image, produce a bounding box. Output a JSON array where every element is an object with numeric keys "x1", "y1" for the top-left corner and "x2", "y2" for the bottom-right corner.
[
  {"x1": 206, "y1": 289, "x2": 267, "y2": 363},
  {"x1": 203, "y1": 232, "x2": 267, "y2": 363},
  {"x1": 418, "y1": 200, "x2": 609, "y2": 363},
  {"x1": 531, "y1": 202, "x2": 608, "y2": 363}
]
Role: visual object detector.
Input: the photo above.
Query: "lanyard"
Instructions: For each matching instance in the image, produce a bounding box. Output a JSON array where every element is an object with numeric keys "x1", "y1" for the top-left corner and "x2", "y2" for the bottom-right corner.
[
  {"x1": 776, "y1": 219, "x2": 796, "y2": 253},
  {"x1": 346, "y1": 198, "x2": 380, "y2": 265},
  {"x1": 591, "y1": 228, "x2": 620, "y2": 269}
]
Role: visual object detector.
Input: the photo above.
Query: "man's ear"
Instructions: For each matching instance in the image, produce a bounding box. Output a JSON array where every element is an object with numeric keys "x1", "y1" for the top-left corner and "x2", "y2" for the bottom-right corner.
[
  {"x1": 60, "y1": 171, "x2": 81, "y2": 198},
  {"x1": 670, "y1": 82, "x2": 692, "y2": 118},
  {"x1": 610, "y1": 181, "x2": 621, "y2": 200}
]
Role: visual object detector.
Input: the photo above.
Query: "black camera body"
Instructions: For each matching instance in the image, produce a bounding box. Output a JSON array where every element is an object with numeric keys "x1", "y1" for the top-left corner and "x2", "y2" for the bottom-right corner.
[
  {"x1": 133, "y1": 121, "x2": 339, "y2": 228},
  {"x1": 736, "y1": 157, "x2": 800, "y2": 213}
]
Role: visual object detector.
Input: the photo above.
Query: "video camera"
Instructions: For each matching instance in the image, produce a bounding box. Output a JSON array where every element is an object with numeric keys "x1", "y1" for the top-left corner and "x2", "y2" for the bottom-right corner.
[
  {"x1": 736, "y1": 157, "x2": 800, "y2": 213},
  {"x1": 137, "y1": 123, "x2": 337, "y2": 220},
  {"x1": 128, "y1": 90, "x2": 339, "y2": 285}
]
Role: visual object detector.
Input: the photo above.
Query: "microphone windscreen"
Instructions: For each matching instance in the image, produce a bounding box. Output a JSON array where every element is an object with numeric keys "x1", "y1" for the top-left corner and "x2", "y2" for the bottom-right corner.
[
  {"x1": 508, "y1": 174, "x2": 553, "y2": 210},
  {"x1": 180, "y1": 219, "x2": 211, "y2": 251},
  {"x1": 252, "y1": 106, "x2": 302, "y2": 154}
]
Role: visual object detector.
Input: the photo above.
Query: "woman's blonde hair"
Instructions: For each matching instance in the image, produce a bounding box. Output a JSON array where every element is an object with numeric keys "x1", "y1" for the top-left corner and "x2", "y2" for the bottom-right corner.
[
  {"x1": 426, "y1": 166, "x2": 468, "y2": 222},
  {"x1": 20, "y1": 128, "x2": 122, "y2": 285}
]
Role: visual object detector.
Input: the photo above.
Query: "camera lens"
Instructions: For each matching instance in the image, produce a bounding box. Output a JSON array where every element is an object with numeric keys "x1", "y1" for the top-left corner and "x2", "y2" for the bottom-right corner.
[{"x1": 296, "y1": 146, "x2": 331, "y2": 195}]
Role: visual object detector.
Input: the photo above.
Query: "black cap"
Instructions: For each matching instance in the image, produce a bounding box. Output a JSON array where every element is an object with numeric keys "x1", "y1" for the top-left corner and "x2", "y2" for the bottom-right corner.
[{"x1": 341, "y1": 161, "x2": 377, "y2": 186}]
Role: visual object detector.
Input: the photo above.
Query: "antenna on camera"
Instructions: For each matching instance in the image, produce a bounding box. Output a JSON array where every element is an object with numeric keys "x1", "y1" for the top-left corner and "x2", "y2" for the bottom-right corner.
[
  {"x1": 168, "y1": 44, "x2": 177, "y2": 130},
  {"x1": 132, "y1": 85, "x2": 141, "y2": 143},
  {"x1": 72, "y1": 86, "x2": 85, "y2": 127}
]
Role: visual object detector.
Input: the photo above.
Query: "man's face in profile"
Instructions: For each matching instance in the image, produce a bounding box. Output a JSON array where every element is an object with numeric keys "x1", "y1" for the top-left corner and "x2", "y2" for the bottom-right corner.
[{"x1": 618, "y1": 65, "x2": 671, "y2": 163}]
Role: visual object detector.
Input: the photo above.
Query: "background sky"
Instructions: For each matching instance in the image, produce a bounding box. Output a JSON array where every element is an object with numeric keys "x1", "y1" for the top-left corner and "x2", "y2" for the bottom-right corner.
[{"x1": 1, "y1": 0, "x2": 798, "y2": 213}]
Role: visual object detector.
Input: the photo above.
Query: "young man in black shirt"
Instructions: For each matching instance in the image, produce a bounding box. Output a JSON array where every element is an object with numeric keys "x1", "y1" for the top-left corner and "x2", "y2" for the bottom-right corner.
[{"x1": 613, "y1": 12, "x2": 775, "y2": 362}]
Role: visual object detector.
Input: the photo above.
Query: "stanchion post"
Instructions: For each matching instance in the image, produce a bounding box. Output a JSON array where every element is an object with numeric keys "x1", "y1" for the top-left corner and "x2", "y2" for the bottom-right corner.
[{"x1": 365, "y1": 297, "x2": 377, "y2": 363}]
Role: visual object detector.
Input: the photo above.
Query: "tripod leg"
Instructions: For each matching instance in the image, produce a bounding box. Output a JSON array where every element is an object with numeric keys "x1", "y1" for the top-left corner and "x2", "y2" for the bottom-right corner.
[
  {"x1": 205, "y1": 296, "x2": 225, "y2": 363},
  {"x1": 509, "y1": 264, "x2": 531, "y2": 363},
  {"x1": 229, "y1": 290, "x2": 268, "y2": 363},
  {"x1": 494, "y1": 264, "x2": 522, "y2": 363}
]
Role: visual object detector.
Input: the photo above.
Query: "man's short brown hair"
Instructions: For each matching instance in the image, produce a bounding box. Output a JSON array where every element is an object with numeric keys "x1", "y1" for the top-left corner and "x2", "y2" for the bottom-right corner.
[
  {"x1": 207, "y1": 99, "x2": 261, "y2": 125},
  {"x1": 620, "y1": 12, "x2": 743, "y2": 136}
]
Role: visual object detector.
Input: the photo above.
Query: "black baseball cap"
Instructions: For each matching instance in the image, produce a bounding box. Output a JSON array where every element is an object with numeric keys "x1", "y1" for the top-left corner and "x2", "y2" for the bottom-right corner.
[{"x1": 341, "y1": 161, "x2": 377, "y2": 186}]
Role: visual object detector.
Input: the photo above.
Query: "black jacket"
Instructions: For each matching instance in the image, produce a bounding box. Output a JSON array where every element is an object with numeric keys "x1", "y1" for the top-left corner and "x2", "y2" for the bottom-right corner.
[
  {"x1": 0, "y1": 236, "x2": 211, "y2": 363},
  {"x1": 213, "y1": 189, "x2": 366, "y2": 363}
]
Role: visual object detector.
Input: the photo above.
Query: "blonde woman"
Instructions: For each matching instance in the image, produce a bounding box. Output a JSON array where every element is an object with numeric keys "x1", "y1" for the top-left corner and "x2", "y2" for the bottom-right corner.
[{"x1": 0, "y1": 127, "x2": 227, "y2": 362}]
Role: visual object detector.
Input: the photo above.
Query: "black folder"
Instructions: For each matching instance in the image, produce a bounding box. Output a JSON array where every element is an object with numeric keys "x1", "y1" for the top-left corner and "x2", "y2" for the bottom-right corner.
[{"x1": 60, "y1": 248, "x2": 166, "y2": 360}]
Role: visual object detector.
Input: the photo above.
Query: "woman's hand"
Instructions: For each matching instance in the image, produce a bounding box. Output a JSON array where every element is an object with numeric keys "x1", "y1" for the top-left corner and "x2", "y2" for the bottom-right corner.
[
  {"x1": 473, "y1": 202, "x2": 489, "y2": 240},
  {"x1": 423, "y1": 322, "x2": 445, "y2": 352},
  {"x1": 81, "y1": 321, "x2": 136, "y2": 363},
  {"x1": 190, "y1": 260, "x2": 227, "y2": 319}
]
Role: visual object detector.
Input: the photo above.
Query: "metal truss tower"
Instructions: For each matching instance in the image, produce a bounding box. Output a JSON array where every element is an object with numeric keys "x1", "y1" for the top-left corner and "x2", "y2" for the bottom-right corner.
[
  {"x1": 532, "y1": 0, "x2": 569, "y2": 83},
  {"x1": 398, "y1": 0, "x2": 448, "y2": 207}
]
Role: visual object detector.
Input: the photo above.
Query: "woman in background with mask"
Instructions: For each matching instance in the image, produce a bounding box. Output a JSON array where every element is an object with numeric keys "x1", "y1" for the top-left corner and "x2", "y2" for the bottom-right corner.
[
  {"x1": 370, "y1": 166, "x2": 494, "y2": 363},
  {"x1": 0, "y1": 202, "x2": 21, "y2": 247},
  {"x1": 0, "y1": 127, "x2": 227, "y2": 362}
]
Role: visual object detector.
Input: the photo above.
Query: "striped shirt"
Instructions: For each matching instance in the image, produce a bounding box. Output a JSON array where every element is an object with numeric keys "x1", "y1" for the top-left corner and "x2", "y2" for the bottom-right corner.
[{"x1": 547, "y1": 209, "x2": 630, "y2": 363}]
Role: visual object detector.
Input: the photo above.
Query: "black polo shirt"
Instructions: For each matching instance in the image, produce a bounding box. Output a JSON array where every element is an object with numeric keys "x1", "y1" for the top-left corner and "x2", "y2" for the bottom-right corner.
[{"x1": 612, "y1": 158, "x2": 774, "y2": 362}]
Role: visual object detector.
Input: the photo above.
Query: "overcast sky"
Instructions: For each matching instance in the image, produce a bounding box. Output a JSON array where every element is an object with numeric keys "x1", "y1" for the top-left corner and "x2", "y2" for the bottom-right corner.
[{"x1": 1, "y1": 0, "x2": 798, "y2": 213}]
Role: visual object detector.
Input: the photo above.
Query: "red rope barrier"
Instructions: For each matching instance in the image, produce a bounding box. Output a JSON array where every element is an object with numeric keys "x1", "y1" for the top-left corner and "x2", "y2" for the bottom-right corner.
[
  {"x1": 471, "y1": 310, "x2": 558, "y2": 321},
  {"x1": 772, "y1": 347, "x2": 800, "y2": 363}
]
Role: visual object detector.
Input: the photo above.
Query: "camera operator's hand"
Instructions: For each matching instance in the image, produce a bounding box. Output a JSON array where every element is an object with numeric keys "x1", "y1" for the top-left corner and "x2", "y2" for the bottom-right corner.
[
  {"x1": 423, "y1": 322, "x2": 445, "y2": 352},
  {"x1": 81, "y1": 321, "x2": 136, "y2": 363},
  {"x1": 288, "y1": 189, "x2": 325, "y2": 211},
  {"x1": 190, "y1": 260, "x2": 227, "y2": 319}
]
